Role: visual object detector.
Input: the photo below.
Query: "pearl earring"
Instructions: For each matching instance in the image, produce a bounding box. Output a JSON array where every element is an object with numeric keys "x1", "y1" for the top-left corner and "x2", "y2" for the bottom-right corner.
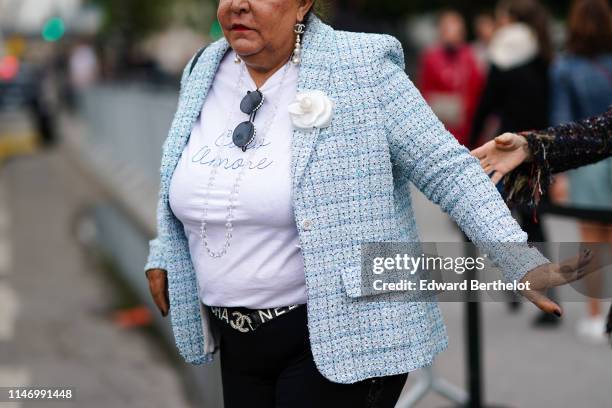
[{"x1": 292, "y1": 22, "x2": 305, "y2": 64}]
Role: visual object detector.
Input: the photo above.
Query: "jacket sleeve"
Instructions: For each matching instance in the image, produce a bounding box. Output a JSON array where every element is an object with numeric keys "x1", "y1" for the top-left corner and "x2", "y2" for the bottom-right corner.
[
  {"x1": 376, "y1": 35, "x2": 549, "y2": 284},
  {"x1": 144, "y1": 52, "x2": 199, "y2": 274}
]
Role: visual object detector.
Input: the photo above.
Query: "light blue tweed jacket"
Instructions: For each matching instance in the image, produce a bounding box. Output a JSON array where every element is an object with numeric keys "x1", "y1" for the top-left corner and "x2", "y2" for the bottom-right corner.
[{"x1": 145, "y1": 13, "x2": 549, "y2": 383}]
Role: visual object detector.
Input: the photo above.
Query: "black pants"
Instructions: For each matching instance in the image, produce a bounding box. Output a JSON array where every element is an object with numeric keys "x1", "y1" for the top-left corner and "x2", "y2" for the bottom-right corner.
[{"x1": 209, "y1": 304, "x2": 408, "y2": 408}]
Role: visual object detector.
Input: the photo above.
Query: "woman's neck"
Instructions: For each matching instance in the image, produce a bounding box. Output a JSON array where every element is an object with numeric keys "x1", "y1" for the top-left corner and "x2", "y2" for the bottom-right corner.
[{"x1": 242, "y1": 43, "x2": 295, "y2": 89}]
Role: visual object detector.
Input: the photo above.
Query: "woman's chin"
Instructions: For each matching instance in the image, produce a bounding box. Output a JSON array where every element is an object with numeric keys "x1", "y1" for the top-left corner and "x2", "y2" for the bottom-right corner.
[{"x1": 228, "y1": 39, "x2": 261, "y2": 57}]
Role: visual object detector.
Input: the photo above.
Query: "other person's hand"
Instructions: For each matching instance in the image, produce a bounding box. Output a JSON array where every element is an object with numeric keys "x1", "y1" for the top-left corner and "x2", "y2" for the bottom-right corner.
[
  {"x1": 146, "y1": 268, "x2": 169, "y2": 317},
  {"x1": 519, "y1": 249, "x2": 594, "y2": 316},
  {"x1": 470, "y1": 133, "x2": 532, "y2": 184}
]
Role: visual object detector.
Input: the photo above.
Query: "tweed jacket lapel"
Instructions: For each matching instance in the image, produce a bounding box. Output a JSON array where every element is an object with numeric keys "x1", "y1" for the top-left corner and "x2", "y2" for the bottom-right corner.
[
  {"x1": 291, "y1": 14, "x2": 335, "y2": 189},
  {"x1": 161, "y1": 13, "x2": 334, "y2": 195},
  {"x1": 160, "y1": 38, "x2": 230, "y2": 191},
  {"x1": 289, "y1": 14, "x2": 334, "y2": 190}
]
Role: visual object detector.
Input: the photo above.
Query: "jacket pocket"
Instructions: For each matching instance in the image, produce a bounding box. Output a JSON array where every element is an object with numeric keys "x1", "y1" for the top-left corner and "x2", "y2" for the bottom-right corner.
[{"x1": 340, "y1": 264, "x2": 366, "y2": 298}]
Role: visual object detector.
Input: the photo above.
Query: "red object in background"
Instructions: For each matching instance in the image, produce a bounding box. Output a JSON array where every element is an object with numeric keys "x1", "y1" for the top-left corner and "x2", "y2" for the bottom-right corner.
[
  {"x1": 113, "y1": 306, "x2": 154, "y2": 328},
  {"x1": 0, "y1": 55, "x2": 20, "y2": 81},
  {"x1": 417, "y1": 45, "x2": 485, "y2": 146}
]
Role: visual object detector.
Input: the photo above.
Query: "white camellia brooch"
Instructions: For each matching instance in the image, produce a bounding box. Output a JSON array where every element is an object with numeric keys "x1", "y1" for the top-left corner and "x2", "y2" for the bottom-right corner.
[{"x1": 288, "y1": 90, "x2": 335, "y2": 130}]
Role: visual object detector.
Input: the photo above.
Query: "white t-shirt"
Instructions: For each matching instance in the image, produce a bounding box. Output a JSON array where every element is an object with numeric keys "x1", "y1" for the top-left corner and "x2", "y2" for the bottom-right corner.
[{"x1": 169, "y1": 49, "x2": 307, "y2": 309}]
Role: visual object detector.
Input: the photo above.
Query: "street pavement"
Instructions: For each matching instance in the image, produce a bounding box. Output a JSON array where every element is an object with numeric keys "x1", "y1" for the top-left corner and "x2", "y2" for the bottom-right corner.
[{"x1": 0, "y1": 130, "x2": 192, "y2": 408}]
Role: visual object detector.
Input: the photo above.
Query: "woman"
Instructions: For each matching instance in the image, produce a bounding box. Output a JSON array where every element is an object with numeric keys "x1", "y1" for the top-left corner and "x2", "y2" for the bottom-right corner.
[{"x1": 144, "y1": 1, "x2": 592, "y2": 406}]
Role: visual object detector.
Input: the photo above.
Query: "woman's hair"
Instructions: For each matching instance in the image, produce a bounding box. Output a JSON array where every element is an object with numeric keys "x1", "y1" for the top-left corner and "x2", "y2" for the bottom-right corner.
[
  {"x1": 496, "y1": 0, "x2": 553, "y2": 62},
  {"x1": 567, "y1": 0, "x2": 612, "y2": 57},
  {"x1": 305, "y1": 0, "x2": 330, "y2": 22}
]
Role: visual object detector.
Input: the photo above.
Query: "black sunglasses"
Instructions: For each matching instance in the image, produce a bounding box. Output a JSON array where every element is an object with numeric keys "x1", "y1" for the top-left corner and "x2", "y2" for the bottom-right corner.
[{"x1": 232, "y1": 89, "x2": 264, "y2": 152}]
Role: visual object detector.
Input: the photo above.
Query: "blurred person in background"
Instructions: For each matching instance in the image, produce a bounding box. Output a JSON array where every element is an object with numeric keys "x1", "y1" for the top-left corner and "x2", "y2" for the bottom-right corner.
[
  {"x1": 471, "y1": 11, "x2": 496, "y2": 74},
  {"x1": 470, "y1": 11, "x2": 501, "y2": 144},
  {"x1": 0, "y1": 37, "x2": 56, "y2": 147},
  {"x1": 65, "y1": 40, "x2": 99, "y2": 110},
  {"x1": 469, "y1": 0, "x2": 558, "y2": 325},
  {"x1": 469, "y1": 0, "x2": 553, "y2": 151},
  {"x1": 417, "y1": 10, "x2": 485, "y2": 146},
  {"x1": 548, "y1": 0, "x2": 612, "y2": 344},
  {"x1": 69, "y1": 40, "x2": 99, "y2": 90}
]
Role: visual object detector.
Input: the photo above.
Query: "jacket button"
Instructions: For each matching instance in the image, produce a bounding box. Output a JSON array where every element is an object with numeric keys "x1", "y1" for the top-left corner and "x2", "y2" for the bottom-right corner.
[{"x1": 301, "y1": 219, "x2": 312, "y2": 230}]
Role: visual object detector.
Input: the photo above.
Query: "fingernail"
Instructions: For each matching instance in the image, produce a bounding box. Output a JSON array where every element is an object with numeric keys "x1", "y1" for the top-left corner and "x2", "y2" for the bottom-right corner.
[{"x1": 554, "y1": 310, "x2": 561, "y2": 317}]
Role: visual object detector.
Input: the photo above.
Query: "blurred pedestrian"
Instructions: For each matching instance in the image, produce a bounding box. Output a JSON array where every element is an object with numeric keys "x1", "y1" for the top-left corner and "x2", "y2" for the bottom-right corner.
[
  {"x1": 69, "y1": 41, "x2": 98, "y2": 89},
  {"x1": 65, "y1": 40, "x2": 99, "y2": 111},
  {"x1": 471, "y1": 11, "x2": 496, "y2": 74},
  {"x1": 470, "y1": 11, "x2": 501, "y2": 144},
  {"x1": 549, "y1": 0, "x2": 612, "y2": 344},
  {"x1": 417, "y1": 10, "x2": 485, "y2": 146},
  {"x1": 469, "y1": 0, "x2": 557, "y2": 325},
  {"x1": 470, "y1": 0, "x2": 553, "y2": 147}
]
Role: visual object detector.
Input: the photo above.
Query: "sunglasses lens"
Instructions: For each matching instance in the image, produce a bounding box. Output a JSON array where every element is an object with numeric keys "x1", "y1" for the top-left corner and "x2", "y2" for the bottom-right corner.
[
  {"x1": 240, "y1": 90, "x2": 263, "y2": 114},
  {"x1": 232, "y1": 121, "x2": 255, "y2": 150}
]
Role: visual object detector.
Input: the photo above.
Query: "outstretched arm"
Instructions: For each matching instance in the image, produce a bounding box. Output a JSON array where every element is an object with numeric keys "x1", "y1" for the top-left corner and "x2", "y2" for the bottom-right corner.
[
  {"x1": 471, "y1": 106, "x2": 612, "y2": 207},
  {"x1": 376, "y1": 35, "x2": 597, "y2": 315}
]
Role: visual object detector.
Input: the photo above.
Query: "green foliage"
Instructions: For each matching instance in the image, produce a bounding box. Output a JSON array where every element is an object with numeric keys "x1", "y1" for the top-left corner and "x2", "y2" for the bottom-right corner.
[
  {"x1": 88, "y1": 0, "x2": 167, "y2": 38},
  {"x1": 88, "y1": 0, "x2": 215, "y2": 39}
]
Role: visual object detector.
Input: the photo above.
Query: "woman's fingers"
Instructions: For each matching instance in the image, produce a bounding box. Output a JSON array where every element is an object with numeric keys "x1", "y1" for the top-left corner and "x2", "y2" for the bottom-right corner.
[
  {"x1": 156, "y1": 275, "x2": 169, "y2": 316},
  {"x1": 490, "y1": 171, "x2": 504, "y2": 185},
  {"x1": 479, "y1": 157, "x2": 489, "y2": 168},
  {"x1": 522, "y1": 289, "x2": 562, "y2": 316},
  {"x1": 470, "y1": 144, "x2": 488, "y2": 160},
  {"x1": 523, "y1": 250, "x2": 594, "y2": 290},
  {"x1": 146, "y1": 269, "x2": 170, "y2": 317},
  {"x1": 520, "y1": 249, "x2": 595, "y2": 316},
  {"x1": 494, "y1": 133, "x2": 519, "y2": 151}
]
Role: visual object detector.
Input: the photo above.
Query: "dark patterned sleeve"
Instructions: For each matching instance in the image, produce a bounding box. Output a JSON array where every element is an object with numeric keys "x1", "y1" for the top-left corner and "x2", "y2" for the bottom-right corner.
[{"x1": 503, "y1": 106, "x2": 612, "y2": 207}]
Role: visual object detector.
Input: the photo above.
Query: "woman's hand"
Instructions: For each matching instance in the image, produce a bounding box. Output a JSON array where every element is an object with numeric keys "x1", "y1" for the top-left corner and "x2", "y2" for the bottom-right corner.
[
  {"x1": 470, "y1": 133, "x2": 532, "y2": 184},
  {"x1": 519, "y1": 249, "x2": 594, "y2": 316},
  {"x1": 146, "y1": 268, "x2": 169, "y2": 317}
]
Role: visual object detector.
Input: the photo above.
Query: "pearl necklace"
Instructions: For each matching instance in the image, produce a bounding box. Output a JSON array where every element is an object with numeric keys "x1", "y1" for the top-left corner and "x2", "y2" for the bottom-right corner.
[{"x1": 199, "y1": 54, "x2": 293, "y2": 258}]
